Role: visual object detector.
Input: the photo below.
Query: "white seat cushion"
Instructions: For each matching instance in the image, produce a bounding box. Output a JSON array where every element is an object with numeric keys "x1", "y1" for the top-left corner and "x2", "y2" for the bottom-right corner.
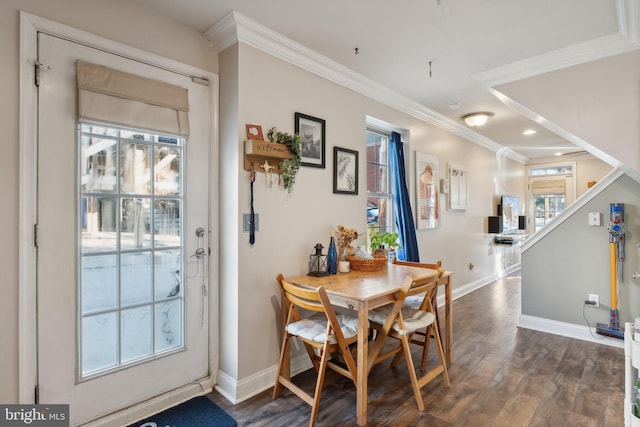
[
  {"x1": 368, "y1": 305, "x2": 435, "y2": 335},
  {"x1": 287, "y1": 312, "x2": 360, "y2": 344},
  {"x1": 403, "y1": 294, "x2": 425, "y2": 310}
]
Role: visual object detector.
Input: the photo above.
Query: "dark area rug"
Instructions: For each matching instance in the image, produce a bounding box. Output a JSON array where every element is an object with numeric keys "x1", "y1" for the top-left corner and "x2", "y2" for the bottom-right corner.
[{"x1": 128, "y1": 396, "x2": 236, "y2": 427}]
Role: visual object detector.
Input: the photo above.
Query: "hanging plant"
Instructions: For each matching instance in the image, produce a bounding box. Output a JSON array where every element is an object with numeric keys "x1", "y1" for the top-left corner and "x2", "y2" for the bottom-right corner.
[{"x1": 267, "y1": 127, "x2": 301, "y2": 194}]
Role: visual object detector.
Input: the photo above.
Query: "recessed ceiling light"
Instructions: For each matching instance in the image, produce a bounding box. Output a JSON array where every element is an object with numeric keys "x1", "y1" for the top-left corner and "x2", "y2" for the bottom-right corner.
[
  {"x1": 554, "y1": 152, "x2": 563, "y2": 156},
  {"x1": 523, "y1": 129, "x2": 536, "y2": 135}
]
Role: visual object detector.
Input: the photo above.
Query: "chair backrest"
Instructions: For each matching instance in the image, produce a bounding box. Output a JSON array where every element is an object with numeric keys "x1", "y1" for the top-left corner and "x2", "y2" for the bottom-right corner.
[
  {"x1": 393, "y1": 258, "x2": 442, "y2": 271},
  {"x1": 406, "y1": 269, "x2": 443, "y2": 299},
  {"x1": 276, "y1": 274, "x2": 348, "y2": 343},
  {"x1": 278, "y1": 274, "x2": 326, "y2": 314}
]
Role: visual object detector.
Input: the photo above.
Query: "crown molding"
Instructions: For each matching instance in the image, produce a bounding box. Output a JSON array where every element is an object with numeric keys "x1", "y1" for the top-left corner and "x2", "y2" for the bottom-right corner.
[
  {"x1": 474, "y1": 0, "x2": 640, "y2": 88},
  {"x1": 205, "y1": 11, "x2": 527, "y2": 163},
  {"x1": 204, "y1": 10, "x2": 238, "y2": 53}
]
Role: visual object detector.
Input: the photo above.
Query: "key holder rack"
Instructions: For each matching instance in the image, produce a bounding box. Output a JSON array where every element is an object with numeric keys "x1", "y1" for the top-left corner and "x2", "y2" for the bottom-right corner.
[{"x1": 244, "y1": 139, "x2": 292, "y2": 173}]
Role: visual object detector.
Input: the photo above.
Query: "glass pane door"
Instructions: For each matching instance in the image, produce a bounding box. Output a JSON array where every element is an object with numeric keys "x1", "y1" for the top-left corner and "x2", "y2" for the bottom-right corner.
[
  {"x1": 79, "y1": 123, "x2": 185, "y2": 379},
  {"x1": 534, "y1": 193, "x2": 565, "y2": 232}
]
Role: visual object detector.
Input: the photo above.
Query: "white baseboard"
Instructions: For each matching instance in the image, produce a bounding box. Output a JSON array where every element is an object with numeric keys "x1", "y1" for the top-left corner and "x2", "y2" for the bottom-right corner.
[
  {"x1": 446, "y1": 263, "x2": 520, "y2": 303},
  {"x1": 215, "y1": 352, "x2": 312, "y2": 404},
  {"x1": 518, "y1": 314, "x2": 623, "y2": 348}
]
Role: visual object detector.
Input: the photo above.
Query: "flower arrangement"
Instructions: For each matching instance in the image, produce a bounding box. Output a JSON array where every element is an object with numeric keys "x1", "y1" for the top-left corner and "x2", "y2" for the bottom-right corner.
[{"x1": 335, "y1": 225, "x2": 359, "y2": 260}]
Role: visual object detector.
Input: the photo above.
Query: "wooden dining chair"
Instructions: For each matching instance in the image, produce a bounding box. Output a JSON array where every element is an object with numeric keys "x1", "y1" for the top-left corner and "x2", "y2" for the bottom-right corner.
[
  {"x1": 392, "y1": 258, "x2": 443, "y2": 370},
  {"x1": 273, "y1": 274, "x2": 359, "y2": 427},
  {"x1": 368, "y1": 274, "x2": 450, "y2": 411}
]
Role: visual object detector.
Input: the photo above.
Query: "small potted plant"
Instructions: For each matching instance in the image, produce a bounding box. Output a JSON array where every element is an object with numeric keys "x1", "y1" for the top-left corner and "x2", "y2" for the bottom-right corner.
[
  {"x1": 267, "y1": 127, "x2": 301, "y2": 194},
  {"x1": 370, "y1": 231, "x2": 400, "y2": 259}
]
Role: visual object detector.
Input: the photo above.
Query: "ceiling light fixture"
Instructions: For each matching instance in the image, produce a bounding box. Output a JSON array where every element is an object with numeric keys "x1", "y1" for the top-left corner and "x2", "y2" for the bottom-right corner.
[
  {"x1": 462, "y1": 112, "x2": 494, "y2": 128},
  {"x1": 523, "y1": 129, "x2": 537, "y2": 135}
]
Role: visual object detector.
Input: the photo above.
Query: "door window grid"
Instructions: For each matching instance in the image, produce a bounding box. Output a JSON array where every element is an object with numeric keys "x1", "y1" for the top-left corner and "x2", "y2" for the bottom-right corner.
[
  {"x1": 78, "y1": 123, "x2": 185, "y2": 379},
  {"x1": 527, "y1": 161, "x2": 575, "y2": 233},
  {"x1": 534, "y1": 194, "x2": 565, "y2": 232}
]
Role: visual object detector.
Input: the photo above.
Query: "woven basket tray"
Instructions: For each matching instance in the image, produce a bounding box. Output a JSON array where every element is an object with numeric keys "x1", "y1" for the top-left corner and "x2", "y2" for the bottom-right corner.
[{"x1": 346, "y1": 256, "x2": 388, "y2": 271}]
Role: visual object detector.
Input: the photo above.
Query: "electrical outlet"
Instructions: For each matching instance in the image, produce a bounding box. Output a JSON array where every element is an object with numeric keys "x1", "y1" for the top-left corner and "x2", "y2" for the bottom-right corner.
[{"x1": 588, "y1": 294, "x2": 599, "y2": 307}]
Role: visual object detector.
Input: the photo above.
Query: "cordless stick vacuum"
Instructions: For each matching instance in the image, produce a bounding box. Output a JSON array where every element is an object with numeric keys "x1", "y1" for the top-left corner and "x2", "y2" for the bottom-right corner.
[{"x1": 596, "y1": 203, "x2": 625, "y2": 339}]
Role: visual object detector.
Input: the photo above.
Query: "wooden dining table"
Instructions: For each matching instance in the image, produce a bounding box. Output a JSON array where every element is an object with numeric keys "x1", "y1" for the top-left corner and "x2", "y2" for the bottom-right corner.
[{"x1": 283, "y1": 263, "x2": 453, "y2": 426}]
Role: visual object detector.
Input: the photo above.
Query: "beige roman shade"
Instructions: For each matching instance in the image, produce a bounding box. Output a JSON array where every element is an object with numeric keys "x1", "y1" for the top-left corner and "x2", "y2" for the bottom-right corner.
[
  {"x1": 531, "y1": 179, "x2": 566, "y2": 195},
  {"x1": 76, "y1": 60, "x2": 189, "y2": 137}
]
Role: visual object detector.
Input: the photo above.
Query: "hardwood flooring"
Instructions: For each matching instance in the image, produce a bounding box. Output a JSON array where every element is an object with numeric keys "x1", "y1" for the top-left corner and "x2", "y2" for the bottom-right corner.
[{"x1": 208, "y1": 274, "x2": 625, "y2": 426}]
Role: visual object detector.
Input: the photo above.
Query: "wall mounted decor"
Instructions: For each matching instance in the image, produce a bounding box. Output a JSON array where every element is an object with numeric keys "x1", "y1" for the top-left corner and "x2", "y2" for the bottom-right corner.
[
  {"x1": 245, "y1": 124, "x2": 264, "y2": 140},
  {"x1": 295, "y1": 112, "x2": 325, "y2": 168},
  {"x1": 415, "y1": 152, "x2": 440, "y2": 229},
  {"x1": 447, "y1": 162, "x2": 468, "y2": 211},
  {"x1": 333, "y1": 146, "x2": 358, "y2": 195}
]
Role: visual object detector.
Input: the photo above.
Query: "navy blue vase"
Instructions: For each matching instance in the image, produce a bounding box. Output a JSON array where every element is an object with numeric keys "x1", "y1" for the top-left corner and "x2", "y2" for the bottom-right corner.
[{"x1": 327, "y1": 235, "x2": 338, "y2": 274}]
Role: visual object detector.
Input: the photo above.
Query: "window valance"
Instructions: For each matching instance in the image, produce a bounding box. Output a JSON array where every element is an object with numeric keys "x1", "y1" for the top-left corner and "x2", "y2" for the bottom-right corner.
[
  {"x1": 76, "y1": 60, "x2": 189, "y2": 137},
  {"x1": 531, "y1": 179, "x2": 566, "y2": 195}
]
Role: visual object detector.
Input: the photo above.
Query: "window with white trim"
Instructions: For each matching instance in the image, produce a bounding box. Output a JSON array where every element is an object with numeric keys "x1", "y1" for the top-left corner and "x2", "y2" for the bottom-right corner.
[{"x1": 366, "y1": 129, "x2": 394, "y2": 248}]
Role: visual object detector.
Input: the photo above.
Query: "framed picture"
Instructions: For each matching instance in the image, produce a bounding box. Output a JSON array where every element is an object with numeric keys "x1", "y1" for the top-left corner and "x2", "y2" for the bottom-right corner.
[
  {"x1": 333, "y1": 147, "x2": 358, "y2": 195},
  {"x1": 415, "y1": 152, "x2": 440, "y2": 229},
  {"x1": 447, "y1": 162, "x2": 468, "y2": 211},
  {"x1": 245, "y1": 124, "x2": 263, "y2": 140},
  {"x1": 295, "y1": 112, "x2": 325, "y2": 168}
]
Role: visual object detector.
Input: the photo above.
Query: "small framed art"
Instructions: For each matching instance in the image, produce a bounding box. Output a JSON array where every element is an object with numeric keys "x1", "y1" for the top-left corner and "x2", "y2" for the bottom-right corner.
[
  {"x1": 333, "y1": 146, "x2": 358, "y2": 195},
  {"x1": 295, "y1": 112, "x2": 325, "y2": 168},
  {"x1": 447, "y1": 162, "x2": 468, "y2": 211},
  {"x1": 245, "y1": 124, "x2": 264, "y2": 140},
  {"x1": 415, "y1": 151, "x2": 440, "y2": 229}
]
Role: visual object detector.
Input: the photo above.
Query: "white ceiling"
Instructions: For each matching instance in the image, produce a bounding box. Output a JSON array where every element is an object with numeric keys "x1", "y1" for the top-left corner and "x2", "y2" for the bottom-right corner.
[{"x1": 129, "y1": 0, "x2": 628, "y2": 161}]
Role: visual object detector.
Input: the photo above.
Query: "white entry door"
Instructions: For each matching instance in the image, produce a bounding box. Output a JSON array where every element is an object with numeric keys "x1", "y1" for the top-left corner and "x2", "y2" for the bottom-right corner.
[{"x1": 36, "y1": 33, "x2": 213, "y2": 425}]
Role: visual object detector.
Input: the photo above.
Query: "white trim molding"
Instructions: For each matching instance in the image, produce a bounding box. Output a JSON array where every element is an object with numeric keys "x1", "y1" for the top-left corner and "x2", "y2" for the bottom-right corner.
[
  {"x1": 518, "y1": 314, "x2": 623, "y2": 349},
  {"x1": 205, "y1": 11, "x2": 527, "y2": 164},
  {"x1": 474, "y1": 0, "x2": 640, "y2": 88},
  {"x1": 215, "y1": 353, "x2": 312, "y2": 404}
]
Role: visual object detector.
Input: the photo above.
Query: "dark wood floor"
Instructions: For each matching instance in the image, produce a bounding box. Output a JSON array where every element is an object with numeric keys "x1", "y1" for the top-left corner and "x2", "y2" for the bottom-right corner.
[{"x1": 208, "y1": 274, "x2": 625, "y2": 426}]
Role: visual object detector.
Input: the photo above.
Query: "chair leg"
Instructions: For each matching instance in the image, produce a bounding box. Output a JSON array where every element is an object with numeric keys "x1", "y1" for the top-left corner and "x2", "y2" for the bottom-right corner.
[
  {"x1": 431, "y1": 319, "x2": 450, "y2": 388},
  {"x1": 309, "y1": 342, "x2": 330, "y2": 427},
  {"x1": 273, "y1": 333, "x2": 291, "y2": 399},
  {"x1": 400, "y1": 334, "x2": 425, "y2": 411},
  {"x1": 420, "y1": 325, "x2": 431, "y2": 371}
]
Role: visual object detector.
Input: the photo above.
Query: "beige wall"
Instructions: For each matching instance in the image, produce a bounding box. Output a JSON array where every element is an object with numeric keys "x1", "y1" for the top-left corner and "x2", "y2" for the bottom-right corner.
[
  {"x1": 223, "y1": 44, "x2": 525, "y2": 386},
  {"x1": 574, "y1": 157, "x2": 615, "y2": 198},
  {"x1": 0, "y1": 0, "x2": 217, "y2": 404}
]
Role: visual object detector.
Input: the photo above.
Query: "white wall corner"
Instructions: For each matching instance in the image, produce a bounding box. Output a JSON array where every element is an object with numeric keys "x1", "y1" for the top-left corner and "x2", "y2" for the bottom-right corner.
[
  {"x1": 518, "y1": 314, "x2": 623, "y2": 348},
  {"x1": 215, "y1": 353, "x2": 312, "y2": 405}
]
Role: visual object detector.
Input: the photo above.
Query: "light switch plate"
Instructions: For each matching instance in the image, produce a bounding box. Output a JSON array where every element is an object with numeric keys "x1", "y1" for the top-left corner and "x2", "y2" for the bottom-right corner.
[
  {"x1": 243, "y1": 213, "x2": 259, "y2": 232},
  {"x1": 588, "y1": 212, "x2": 600, "y2": 226}
]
